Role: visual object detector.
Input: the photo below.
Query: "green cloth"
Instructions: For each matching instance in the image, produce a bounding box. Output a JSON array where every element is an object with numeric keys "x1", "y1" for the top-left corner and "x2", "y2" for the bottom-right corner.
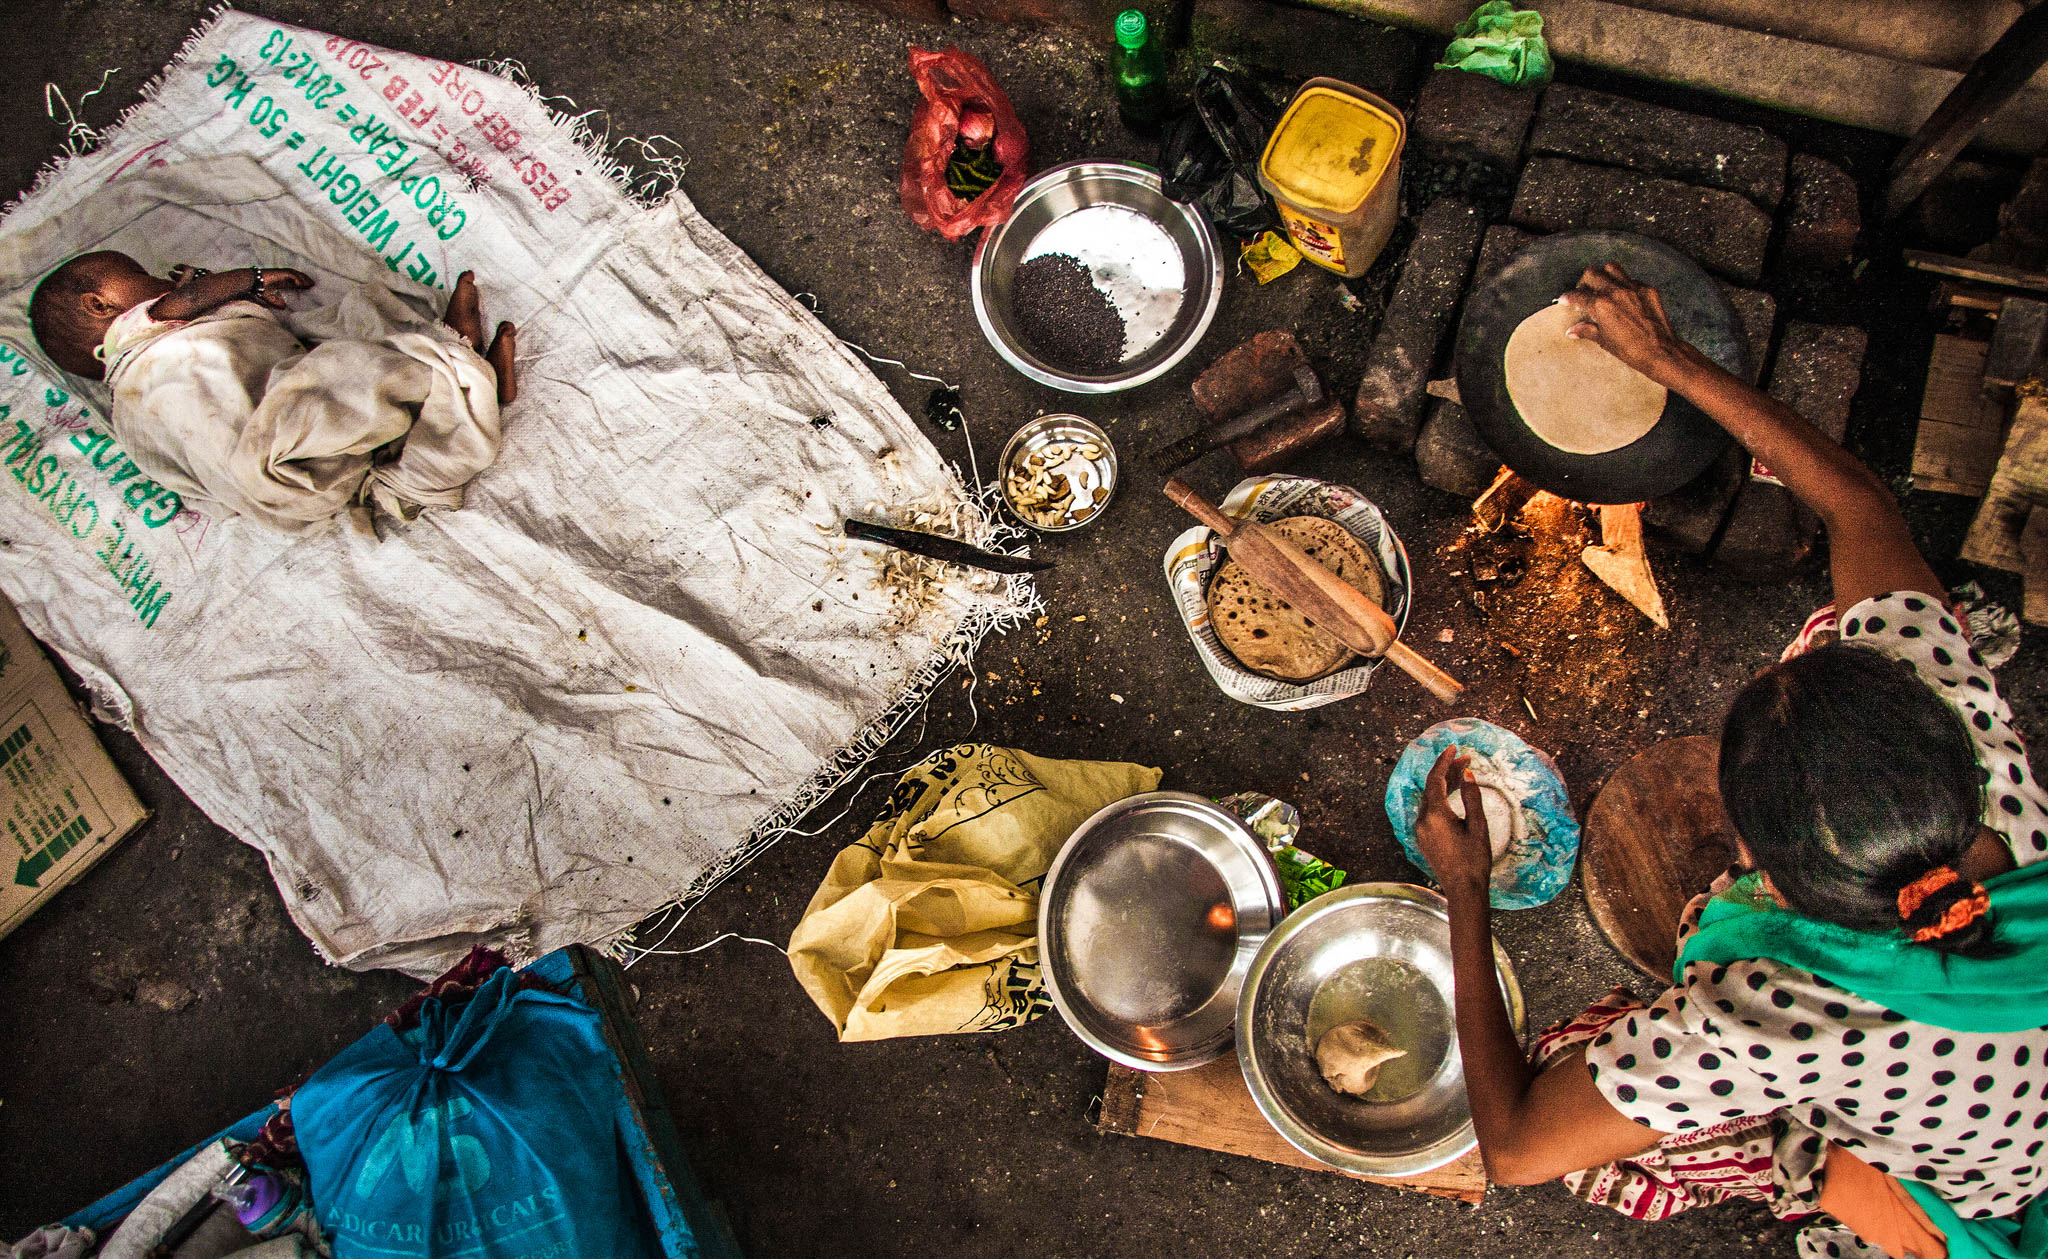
[
  {"x1": 1676, "y1": 863, "x2": 2048, "y2": 1257},
  {"x1": 1434, "y1": 1, "x2": 1554, "y2": 87}
]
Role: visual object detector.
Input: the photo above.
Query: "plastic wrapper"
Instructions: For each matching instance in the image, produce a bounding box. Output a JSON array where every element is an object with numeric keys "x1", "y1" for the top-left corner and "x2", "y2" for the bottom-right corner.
[
  {"x1": 1159, "y1": 62, "x2": 1280, "y2": 238},
  {"x1": 899, "y1": 48, "x2": 1031, "y2": 240},
  {"x1": 1385, "y1": 718, "x2": 1580, "y2": 908}
]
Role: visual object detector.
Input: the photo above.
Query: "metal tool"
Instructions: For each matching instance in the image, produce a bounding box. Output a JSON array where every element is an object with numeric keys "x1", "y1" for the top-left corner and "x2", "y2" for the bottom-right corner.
[
  {"x1": 844, "y1": 519, "x2": 1053, "y2": 575},
  {"x1": 1150, "y1": 365, "x2": 1325, "y2": 469}
]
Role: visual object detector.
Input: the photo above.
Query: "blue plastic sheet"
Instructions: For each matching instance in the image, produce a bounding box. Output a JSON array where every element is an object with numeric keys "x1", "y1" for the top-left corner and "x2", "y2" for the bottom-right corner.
[
  {"x1": 291, "y1": 967, "x2": 666, "y2": 1259},
  {"x1": 1385, "y1": 718, "x2": 1579, "y2": 908}
]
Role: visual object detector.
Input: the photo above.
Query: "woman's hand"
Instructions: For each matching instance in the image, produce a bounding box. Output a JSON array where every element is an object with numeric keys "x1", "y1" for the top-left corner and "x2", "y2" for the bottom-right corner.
[
  {"x1": 1416, "y1": 747, "x2": 1493, "y2": 904},
  {"x1": 1559, "y1": 263, "x2": 1701, "y2": 390}
]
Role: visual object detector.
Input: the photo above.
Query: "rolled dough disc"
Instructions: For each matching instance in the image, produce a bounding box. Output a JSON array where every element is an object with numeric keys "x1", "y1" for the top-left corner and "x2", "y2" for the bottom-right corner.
[
  {"x1": 1503, "y1": 301, "x2": 1668, "y2": 455},
  {"x1": 1316, "y1": 1019, "x2": 1408, "y2": 1096}
]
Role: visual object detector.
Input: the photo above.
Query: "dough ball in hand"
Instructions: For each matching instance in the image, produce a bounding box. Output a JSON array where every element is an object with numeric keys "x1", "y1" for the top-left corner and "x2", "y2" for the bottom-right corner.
[
  {"x1": 1316, "y1": 1019, "x2": 1407, "y2": 1096},
  {"x1": 1445, "y1": 778, "x2": 1519, "y2": 864}
]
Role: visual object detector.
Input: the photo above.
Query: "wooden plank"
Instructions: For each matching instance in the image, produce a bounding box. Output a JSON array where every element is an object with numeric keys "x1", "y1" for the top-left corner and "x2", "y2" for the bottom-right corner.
[
  {"x1": 1913, "y1": 335, "x2": 2010, "y2": 496},
  {"x1": 1096, "y1": 1056, "x2": 1488, "y2": 1203},
  {"x1": 1907, "y1": 249, "x2": 2048, "y2": 294},
  {"x1": 1880, "y1": 3, "x2": 2048, "y2": 220}
]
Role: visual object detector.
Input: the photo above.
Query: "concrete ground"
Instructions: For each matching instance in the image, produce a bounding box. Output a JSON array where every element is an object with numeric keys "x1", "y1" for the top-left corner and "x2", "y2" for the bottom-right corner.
[{"x1": 0, "y1": 1, "x2": 2038, "y2": 1255}]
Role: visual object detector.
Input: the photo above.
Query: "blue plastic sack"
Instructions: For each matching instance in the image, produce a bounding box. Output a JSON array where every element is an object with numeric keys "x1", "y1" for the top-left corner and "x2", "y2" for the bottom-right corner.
[
  {"x1": 290, "y1": 967, "x2": 666, "y2": 1259},
  {"x1": 1385, "y1": 718, "x2": 1579, "y2": 908}
]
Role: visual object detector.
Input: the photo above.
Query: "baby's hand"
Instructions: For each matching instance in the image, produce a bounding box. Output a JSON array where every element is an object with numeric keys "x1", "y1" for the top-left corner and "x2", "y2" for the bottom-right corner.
[{"x1": 252, "y1": 268, "x2": 314, "y2": 308}]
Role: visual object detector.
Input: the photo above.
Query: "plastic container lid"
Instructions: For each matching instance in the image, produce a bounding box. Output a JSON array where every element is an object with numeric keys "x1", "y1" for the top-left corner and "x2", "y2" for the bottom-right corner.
[
  {"x1": 1260, "y1": 83, "x2": 1403, "y2": 215},
  {"x1": 1115, "y1": 9, "x2": 1147, "y2": 49}
]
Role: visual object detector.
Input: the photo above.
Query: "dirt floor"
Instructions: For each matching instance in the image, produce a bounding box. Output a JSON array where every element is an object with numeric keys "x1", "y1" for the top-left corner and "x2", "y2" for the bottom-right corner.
[{"x1": 1, "y1": 1, "x2": 2043, "y2": 1255}]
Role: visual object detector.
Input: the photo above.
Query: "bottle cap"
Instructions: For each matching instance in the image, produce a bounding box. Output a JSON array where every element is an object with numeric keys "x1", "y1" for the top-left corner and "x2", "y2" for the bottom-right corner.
[{"x1": 1115, "y1": 9, "x2": 1147, "y2": 50}]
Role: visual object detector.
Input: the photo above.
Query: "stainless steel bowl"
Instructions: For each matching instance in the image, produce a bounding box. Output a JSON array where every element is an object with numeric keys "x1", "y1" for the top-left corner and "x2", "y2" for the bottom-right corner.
[
  {"x1": 1039, "y1": 792, "x2": 1286, "y2": 1071},
  {"x1": 999, "y1": 414, "x2": 1118, "y2": 531},
  {"x1": 1237, "y1": 883, "x2": 1525, "y2": 1176},
  {"x1": 972, "y1": 161, "x2": 1224, "y2": 393}
]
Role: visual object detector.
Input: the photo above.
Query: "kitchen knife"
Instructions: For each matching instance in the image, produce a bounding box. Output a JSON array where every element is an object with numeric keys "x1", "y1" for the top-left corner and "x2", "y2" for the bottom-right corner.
[{"x1": 844, "y1": 519, "x2": 1053, "y2": 575}]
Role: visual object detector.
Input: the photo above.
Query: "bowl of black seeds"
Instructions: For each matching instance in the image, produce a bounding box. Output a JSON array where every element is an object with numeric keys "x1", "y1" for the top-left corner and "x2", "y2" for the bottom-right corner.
[{"x1": 972, "y1": 161, "x2": 1225, "y2": 393}]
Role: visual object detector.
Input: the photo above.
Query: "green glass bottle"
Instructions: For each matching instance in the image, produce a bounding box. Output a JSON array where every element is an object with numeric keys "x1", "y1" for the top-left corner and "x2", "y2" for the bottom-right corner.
[{"x1": 1112, "y1": 9, "x2": 1170, "y2": 134}]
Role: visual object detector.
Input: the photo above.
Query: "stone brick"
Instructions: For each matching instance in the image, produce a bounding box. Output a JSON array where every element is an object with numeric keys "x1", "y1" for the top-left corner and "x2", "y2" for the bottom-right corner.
[
  {"x1": 1714, "y1": 480, "x2": 1816, "y2": 579},
  {"x1": 1415, "y1": 400, "x2": 1502, "y2": 499},
  {"x1": 1410, "y1": 67, "x2": 1539, "y2": 174},
  {"x1": 1193, "y1": 0, "x2": 1419, "y2": 104},
  {"x1": 1473, "y1": 223, "x2": 1536, "y2": 289},
  {"x1": 1719, "y1": 284, "x2": 1777, "y2": 384},
  {"x1": 1528, "y1": 85, "x2": 1788, "y2": 211},
  {"x1": 1511, "y1": 156, "x2": 1773, "y2": 285},
  {"x1": 1353, "y1": 198, "x2": 1487, "y2": 451},
  {"x1": 1768, "y1": 322, "x2": 1867, "y2": 443},
  {"x1": 1644, "y1": 444, "x2": 1744, "y2": 555},
  {"x1": 1777, "y1": 154, "x2": 1861, "y2": 271}
]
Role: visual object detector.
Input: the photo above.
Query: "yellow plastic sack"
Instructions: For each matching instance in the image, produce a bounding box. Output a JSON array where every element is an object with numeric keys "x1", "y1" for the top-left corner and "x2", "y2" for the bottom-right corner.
[{"x1": 788, "y1": 743, "x2": 1161, "y2": 1041}]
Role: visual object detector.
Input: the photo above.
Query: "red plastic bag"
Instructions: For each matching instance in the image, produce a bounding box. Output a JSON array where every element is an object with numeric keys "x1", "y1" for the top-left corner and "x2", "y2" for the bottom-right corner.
[{"x1": 899, "y1": 48, "x2": 1031, "y2": 241}]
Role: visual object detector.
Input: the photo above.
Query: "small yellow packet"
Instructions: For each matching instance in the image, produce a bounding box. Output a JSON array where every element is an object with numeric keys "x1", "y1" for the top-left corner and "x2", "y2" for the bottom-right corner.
[{"x1": 1241, "y1": 230, "x2": 1303, "y2": 284}]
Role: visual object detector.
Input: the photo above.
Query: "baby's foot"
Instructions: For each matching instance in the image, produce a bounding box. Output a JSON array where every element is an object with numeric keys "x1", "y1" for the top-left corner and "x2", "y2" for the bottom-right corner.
[
  {"x1": 487, "y1": 322, "x2": 517, "y2": 405},
  {"x1": 443, "y1": 271, "x2": 484, "y2": 349}
]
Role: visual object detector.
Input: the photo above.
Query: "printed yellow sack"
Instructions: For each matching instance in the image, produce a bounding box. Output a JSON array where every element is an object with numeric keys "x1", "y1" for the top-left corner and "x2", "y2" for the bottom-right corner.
[{"x1": 788, "y1": 743, "x2": 1160, "y2": 1041}]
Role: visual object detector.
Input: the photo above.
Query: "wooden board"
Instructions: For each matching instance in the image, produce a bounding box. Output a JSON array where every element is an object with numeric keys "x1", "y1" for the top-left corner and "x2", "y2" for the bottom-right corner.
[
  {"x1": 1913, "y1": 335, "x2": 2010, "y2": 496},
  {"x1": 1581, "y1": 736, "x2": 1740, "y2": 980},
  {"x1": 1095, "y1": 1055, "x2": 1487, "y2": 1204}
]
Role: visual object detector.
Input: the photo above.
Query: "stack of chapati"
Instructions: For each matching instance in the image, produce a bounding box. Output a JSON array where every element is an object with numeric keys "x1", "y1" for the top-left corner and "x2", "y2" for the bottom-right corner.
[{"x1": 1205, "y1": 516, "x2": 1385, "y2": 682}]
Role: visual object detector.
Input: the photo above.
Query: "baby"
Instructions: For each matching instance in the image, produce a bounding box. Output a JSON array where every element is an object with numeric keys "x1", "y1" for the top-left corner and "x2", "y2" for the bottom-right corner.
[{"x1": 28, "y1": 251, "x2": 519, "y2": 533}]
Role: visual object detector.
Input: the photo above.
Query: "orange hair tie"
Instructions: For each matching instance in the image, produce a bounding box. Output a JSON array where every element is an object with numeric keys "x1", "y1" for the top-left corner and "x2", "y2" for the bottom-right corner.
[{"x1": 1897, "y1": 866, "x2": 1990, "y2": 942}]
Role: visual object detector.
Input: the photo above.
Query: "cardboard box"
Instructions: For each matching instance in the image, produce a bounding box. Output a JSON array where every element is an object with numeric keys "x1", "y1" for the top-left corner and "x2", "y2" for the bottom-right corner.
[{"x1": 0, "y1": 594, "x2": 147, "y2": 941}]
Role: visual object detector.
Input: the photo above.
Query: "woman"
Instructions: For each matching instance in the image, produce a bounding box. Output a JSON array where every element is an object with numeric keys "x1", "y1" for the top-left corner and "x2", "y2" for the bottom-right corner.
[{"x1": 1415, "y1": 265, "x2": 2048, "y2": 1259}]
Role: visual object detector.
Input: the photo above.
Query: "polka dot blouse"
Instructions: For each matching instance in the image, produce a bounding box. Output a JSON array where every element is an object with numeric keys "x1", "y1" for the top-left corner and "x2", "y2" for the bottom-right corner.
[{"x1": 1585, "y1": 592, "x2": 2048, "y2": 1219}]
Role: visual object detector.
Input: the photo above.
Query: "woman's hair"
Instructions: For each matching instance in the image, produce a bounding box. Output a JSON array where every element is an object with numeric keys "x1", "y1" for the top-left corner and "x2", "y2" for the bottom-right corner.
[{"x1": 1719, "y1": 641, "x2": 1994, "y2": 953}]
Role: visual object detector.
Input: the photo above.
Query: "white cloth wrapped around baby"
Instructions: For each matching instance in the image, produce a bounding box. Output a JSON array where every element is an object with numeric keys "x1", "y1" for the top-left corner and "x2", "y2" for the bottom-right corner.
[{"x1": 103, "y1": 283, "x2": 502, "y2": 532}]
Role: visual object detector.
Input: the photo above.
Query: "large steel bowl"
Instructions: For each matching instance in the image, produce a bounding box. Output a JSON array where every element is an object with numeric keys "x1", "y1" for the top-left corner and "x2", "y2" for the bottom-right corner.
[
  {"x1": 1237, "y1": 883, "x2": 1525, "y2": 1175},
  {"x1": 1039, "y1": 792, "x2": 1285, "y2": 1070},
  {"x1": 972, "y1": 161, "x2": 1224, "y2": 393}
]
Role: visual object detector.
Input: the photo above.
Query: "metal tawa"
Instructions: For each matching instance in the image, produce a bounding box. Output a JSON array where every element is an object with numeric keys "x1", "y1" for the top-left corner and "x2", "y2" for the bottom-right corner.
[{"x1": 1452, "y1": 230, "x2": 1748, "y2": 504}]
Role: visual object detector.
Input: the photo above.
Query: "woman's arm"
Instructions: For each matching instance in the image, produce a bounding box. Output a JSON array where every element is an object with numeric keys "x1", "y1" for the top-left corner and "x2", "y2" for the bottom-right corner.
[
  {"x1": 1562, "y1": 264, "x2": 1943, "y2": 613},
  {"x1": 1417, "y1": 749, "x2": 1667, "y2": 1184},
  {"x1": 150, "y1": 267, "x2": 312, "y2": 322}
]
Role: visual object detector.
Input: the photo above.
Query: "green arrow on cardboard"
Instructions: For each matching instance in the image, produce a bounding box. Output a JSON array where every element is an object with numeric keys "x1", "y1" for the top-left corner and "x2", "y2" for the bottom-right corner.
[{"x1": 14, "y1": 816, "x2": 88, "y2": 888}]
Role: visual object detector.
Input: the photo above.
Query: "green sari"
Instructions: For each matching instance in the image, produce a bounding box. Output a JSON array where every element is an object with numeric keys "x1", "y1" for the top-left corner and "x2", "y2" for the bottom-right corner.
[{"x1": 1676, "y1": 862, "x2": 2048, "y2": 1258}]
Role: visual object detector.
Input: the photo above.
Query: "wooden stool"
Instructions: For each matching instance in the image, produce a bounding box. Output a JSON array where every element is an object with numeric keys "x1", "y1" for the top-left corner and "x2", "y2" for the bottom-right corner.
[{"x1": 1581, "y1": 736, "x2": 1742, "y2": 979}]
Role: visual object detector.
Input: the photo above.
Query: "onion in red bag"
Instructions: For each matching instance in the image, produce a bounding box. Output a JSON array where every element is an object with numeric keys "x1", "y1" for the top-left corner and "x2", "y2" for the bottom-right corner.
[{"x1": 899, "y1": 47, "x2": 1031, "y2": 241}]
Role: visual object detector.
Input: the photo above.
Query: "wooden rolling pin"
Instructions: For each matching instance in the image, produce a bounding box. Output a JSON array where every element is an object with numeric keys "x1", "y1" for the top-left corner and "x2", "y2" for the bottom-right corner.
[{"x1": 1165, "y1": 479, "x2": 1464, "y2": 705}]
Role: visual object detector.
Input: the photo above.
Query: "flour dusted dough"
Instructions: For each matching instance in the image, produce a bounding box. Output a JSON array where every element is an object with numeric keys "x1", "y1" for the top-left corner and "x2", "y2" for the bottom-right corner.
[
  {"x1": 1316, "y1": 1019, "x2": 1408, "y2": 1096},
  {"x1": 1446, "y1": 773, "x2": 1521, "y2": 863},
  {"x1": 1503, "y1": 301, "x2": 1668, "y2": 455}
]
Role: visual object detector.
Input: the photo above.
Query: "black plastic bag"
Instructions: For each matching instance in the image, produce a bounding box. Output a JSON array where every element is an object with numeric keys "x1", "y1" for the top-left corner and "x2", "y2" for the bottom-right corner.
[{"x1": 1159, "y1": 62, "x2": 1280, "y2": 238}]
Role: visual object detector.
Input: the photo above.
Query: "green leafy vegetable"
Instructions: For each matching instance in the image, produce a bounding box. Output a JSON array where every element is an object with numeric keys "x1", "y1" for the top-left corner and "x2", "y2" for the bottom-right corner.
[{"x1": 1273, "y1": 845, "x2": 1347, "y2": 911}]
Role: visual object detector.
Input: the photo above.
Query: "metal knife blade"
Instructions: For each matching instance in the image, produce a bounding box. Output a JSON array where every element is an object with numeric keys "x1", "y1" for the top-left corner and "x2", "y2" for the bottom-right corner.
[{"x1": 844, "y1": 519, "x2": 1053, "y2": 575}]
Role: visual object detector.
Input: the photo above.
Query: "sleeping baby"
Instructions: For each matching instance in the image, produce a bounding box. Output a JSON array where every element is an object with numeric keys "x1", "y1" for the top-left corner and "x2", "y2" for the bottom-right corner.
[{"x1": 28, "y1": 251, "x2": 518, "y2": 533}]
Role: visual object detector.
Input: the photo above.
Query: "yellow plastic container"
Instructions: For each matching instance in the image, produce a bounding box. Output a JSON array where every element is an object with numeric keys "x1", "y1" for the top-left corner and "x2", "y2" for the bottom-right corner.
[{"x1": 1257, "y1": 78, "x2": 1407, "y2": 278}]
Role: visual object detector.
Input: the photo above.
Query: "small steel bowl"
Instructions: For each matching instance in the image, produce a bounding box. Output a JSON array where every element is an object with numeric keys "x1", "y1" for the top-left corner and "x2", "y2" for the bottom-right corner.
[
  {"x1": 972, "y1": 161, "x2": 1224, "y2": 393},
  {"x1": 1237, "y1": 884, "x2": 1525, "y2": 1175},
  {"x1": 999, "y1": 414, "x2": 1118, "y2": 532},
  {"x1": 1040, "y1": 792, "x2": 1286, "y2": 1071}
]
